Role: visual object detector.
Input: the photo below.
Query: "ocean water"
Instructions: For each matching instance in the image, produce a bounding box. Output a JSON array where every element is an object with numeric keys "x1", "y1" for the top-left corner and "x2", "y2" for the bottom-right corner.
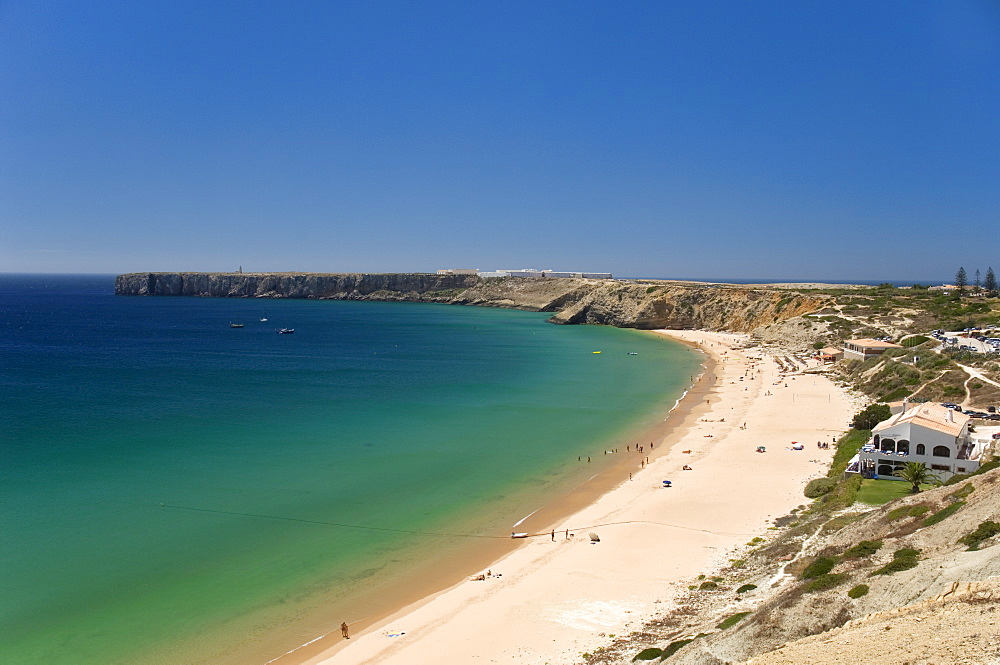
[{"x1": 0, "y1": 274, "x2": 701, "y2": 665}]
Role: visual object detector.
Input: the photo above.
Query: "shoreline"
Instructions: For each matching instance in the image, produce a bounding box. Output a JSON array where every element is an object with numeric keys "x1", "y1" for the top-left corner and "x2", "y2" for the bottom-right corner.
[
  {"x1": 267, "y1": 331, "x2": 717, "y2": 665},
  {"x1": 280, "y1": 330, "x2": 857, "y2": 665}
]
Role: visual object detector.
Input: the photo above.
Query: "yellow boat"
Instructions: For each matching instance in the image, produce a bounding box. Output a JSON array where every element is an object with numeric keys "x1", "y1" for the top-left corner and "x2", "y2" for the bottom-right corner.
[{"x1": 592, "y1": 351, "x2": 601, "y2": 354}]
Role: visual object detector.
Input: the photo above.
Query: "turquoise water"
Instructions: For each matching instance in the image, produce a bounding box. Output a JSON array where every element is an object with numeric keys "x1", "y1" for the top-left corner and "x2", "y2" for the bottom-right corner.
[{"x1": 0, "y1": 275, "x2": 701, "y2": 665}]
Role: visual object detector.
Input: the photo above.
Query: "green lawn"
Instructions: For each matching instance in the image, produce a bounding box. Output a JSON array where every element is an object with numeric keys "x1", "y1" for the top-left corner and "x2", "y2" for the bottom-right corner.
[{"x1": 857, "y1": 478, "x2": 935, "y2": 505}]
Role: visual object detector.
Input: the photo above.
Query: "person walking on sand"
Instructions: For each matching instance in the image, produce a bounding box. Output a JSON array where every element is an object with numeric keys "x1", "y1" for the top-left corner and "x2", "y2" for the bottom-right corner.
[
  {"x1": 341, "y1": 622, "x2": 349, "y2": 639},
  {"x1": 551, "y1": 529, "x2": 555, "y2": 541}
]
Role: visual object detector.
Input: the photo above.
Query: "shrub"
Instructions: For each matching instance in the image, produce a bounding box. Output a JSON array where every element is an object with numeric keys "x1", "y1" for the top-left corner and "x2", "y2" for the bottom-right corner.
[
  {"x1": 923, "y1": 501, "x2": 966, "y2": 526},
  {"x1": 842, "y1": 540, "x2": 883, "y2": 558},
  {"x1": 729, "y1": 559, "x2": 746, "y2": 568},
  {"x1": 959, "y1": 521, "x2": 1000, "y2": 551},
  {"x1": 801, "y1": 556, "x2": 839, "y2": 579},
  {"x1": 908, "y1": 505, "x2": 930, "y2": 517},
  {"x1": 823, "y1": 474, "x2": 863, "y2": 512},
  {"x1": 948, "y1": 483, "x2": 976, "y2": 501},
  {"x1": 872, "y1": 547, "x2": 921, "y2": 575},
  {"x1": 717, "y1": 612, "x2": 753, "y2": 629},
  {"x1": 747, "y1": 537, "x2": 765, "y2": 546},
  {"x1": 821, "y1": 513, "x2": 864, "y2": 533},
  {"x1": 852, "y1": 404, "x2": 892, "y2": 430},
  {"x1": 887, "y1": 506, "x2": 909, "y2": 521},
  {"x1": 699, "y1": 581, "x2": 718, "y2": 590},
  {"x1": 661, "y1": 636, "x2": 705, "y2": 659},
  {"x1": 804, "y1": 478, "x2": 838, "y2": 498},
  {"x1": 806, "y1": 573, "x2": 848, "y2": 592},
  {"x1": 736, "y1": 584, "x2": 758, "y2": 594},
  {"x1": 847, "y1": 584, "x2": 870, "y2": 598},
  {"x1": 632, "y1": 648, "x2": 663, "y2": 661}
]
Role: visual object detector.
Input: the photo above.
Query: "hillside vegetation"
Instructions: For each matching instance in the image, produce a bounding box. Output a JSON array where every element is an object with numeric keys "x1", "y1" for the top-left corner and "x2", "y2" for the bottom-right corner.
[
  {"x1": 749, "y1": 285, "x2": 1000, "y2": 408},
  {"x1": 585, "y1": 466, "x2": 1000, "y2": 664}
]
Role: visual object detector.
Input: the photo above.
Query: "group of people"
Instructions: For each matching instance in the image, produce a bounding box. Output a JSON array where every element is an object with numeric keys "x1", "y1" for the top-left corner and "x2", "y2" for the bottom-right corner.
[{"x1": 471, "y1": 569, "x2": 502, "y2": 581}]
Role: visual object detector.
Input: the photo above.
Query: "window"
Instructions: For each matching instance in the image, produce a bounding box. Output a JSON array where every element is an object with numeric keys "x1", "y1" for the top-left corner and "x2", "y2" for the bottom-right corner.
[
  {"x1": 880, "y1": 438, "x2": 895, "y2": 452},
  {"x1": 897, "y1": 439, "x2": 909, "y2": 454},
  {"x1": 931, "y1": 464, "x2": 950, "y2": 471},
  {"x1": 957, "y1": 467, "x2": 966, "y2": 473},
  {"x1": 916, "y1": 444, "x2": 926, "y2": 455},
  {"x1": 932, "y1": 446, "x2": 951, "y2": 458},
  {"x1": 877, "y1": 464, "x2": 895, "y2": 476}
]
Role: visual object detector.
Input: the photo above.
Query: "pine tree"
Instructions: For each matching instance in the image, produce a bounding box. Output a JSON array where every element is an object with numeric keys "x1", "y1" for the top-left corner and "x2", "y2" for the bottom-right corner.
[
  {"x1": 955, "y1": 266, "x2": 968, "y2": 296},
  {"x1": 985, "y1": 267, "x2": 998, "y2": 295},
  {"x1": 974, "y1": 269, "x2": 982, "y2": 293}
]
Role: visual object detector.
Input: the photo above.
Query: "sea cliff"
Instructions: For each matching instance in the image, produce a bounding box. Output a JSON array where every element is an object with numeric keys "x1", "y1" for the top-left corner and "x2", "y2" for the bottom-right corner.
[{"x1": 115, "y1": 272, "x2": 825, "y2": 332}]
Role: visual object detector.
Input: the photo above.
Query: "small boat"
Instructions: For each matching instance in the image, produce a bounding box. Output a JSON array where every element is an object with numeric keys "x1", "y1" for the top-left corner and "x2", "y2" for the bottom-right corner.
[
  {"x1": 277, "y1": 328, "x2": 295, "y2": 334},
  {"x1": 627, "y1": 352, "x2": 638, "y2": 355},
  {"x1": 592, "y1": 351, "x2": 602, "y2": 354},
  {"x1": 260, "y1": 316, "x2": 268, "y2": 322},
  {"x1": 229, "y1": 322, "x2": 244, "y2": 328}
]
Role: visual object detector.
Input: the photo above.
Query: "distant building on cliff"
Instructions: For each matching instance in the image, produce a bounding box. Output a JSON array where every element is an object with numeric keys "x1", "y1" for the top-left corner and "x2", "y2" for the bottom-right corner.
[
  {"x1": 474, "y1": 268, "x2": 613, "y2": 279},
  {"x1": 436, "y1": 268, "x2": 479, "y2": 275}
]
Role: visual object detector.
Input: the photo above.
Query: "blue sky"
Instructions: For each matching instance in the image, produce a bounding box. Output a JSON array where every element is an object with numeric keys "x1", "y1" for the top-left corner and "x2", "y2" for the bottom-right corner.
[{"x1": 1, "y1": 1, "x2": 998, "y2": 281}]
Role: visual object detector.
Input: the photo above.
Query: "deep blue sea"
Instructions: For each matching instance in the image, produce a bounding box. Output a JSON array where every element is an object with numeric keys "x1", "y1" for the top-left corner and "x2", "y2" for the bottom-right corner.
[{"x1": 0, "y1": 274, "x2": 701, "y2": 665}]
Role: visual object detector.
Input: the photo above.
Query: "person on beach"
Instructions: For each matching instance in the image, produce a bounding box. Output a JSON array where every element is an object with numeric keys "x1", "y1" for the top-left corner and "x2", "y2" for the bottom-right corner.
[
  {"x1": 341, "y1": 622, "x2": 349, "y2": 639},
  {"x1": 551, "y1": 529, "x2": 555, "y2": 541}
]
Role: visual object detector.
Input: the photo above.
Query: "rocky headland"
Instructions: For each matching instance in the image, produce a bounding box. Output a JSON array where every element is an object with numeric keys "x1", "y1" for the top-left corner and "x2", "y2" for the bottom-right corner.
[{"x1": 114, "y1": 272, "x2": 825, "y2": 332}]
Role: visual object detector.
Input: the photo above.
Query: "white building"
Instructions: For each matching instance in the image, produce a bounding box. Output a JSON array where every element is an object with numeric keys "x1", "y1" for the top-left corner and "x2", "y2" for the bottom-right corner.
[
  {"x1": 842, "y1": 338, "x2": 904, "y2": 362},
  {"x1": 482, "y1": 268, "x2": 613, "y2": 279},
  {"x1": 850, "y1": 402, "x2": 981, "y2": 481},
  {"x1": 436, "y1": 269, "x2": 479, "y2": 275}
]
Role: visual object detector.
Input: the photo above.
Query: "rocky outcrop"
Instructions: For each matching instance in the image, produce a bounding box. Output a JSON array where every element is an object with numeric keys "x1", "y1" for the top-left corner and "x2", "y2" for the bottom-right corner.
[{"x1": 115, "y1": 272, "x2": 827, "y2": 333}]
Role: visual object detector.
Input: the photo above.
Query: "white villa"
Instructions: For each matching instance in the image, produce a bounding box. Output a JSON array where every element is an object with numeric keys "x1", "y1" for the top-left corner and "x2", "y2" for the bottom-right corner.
[{"x1": 848, "y1": 402, "x2": 982, "y2": 481}]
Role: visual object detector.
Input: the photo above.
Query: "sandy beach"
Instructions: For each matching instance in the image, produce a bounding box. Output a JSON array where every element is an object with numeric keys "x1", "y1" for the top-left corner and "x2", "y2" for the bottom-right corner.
[{"x1": 290, "y1": 330, "x2": 859, "y2": 665}]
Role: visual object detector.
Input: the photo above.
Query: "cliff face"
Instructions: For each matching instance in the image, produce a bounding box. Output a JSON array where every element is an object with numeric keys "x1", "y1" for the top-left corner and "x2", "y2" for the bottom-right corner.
[
  {"x1": 114, "y1": 272, "x2": 479, "y2": 300},
  {"x1": 115, "y1": 273, "x2": 826, "y2": 333}
]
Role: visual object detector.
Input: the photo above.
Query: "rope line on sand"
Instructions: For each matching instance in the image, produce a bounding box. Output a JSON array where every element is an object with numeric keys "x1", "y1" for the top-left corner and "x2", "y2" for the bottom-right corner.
[{"x1": 159, "y1": 505, "x2": 755, "y2": 539}]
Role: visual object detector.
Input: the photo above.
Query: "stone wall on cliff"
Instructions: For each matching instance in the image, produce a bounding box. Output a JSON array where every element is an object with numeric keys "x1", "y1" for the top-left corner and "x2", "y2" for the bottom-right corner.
[{"x1": 116, "y1": 272, "x2": 827, "y2": 333}]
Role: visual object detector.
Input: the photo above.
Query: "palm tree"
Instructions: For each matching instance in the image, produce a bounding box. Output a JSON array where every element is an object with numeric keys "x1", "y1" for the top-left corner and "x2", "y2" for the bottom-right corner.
[{"x1": 894, "y1": 462, "x2": 941, "y2": 494}]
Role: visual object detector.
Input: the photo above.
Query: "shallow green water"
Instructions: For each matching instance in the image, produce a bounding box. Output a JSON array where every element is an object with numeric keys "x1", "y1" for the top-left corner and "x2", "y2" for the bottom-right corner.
[{"x1": 0, "y1": 275, "x2": 701, "y2": 664}]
